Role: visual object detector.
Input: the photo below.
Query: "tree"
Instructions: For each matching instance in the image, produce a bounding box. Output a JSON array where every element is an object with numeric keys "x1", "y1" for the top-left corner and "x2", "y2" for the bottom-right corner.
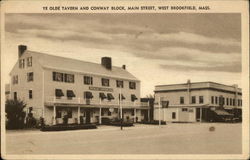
[{"x1": 5, "y1": 99, "x2": 26, "y2": 129}]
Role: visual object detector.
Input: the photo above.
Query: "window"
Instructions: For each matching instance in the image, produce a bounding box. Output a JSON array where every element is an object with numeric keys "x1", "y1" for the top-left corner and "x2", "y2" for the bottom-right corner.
[
  {"x1": 132, "y1": 110, "x2": 135, "y2": 116},
  {"x1": 84, "y1": 91, "x2": 93, "y2": 99},
  {"x1": 53, "y1": 72, "x2": 64, "y2": 82},
  {"x1": 67, "y1": 90, "x2": 75, "y2": 98},
  {"x1": 29, "y1": 90, "x2": 33, "y2": 99},
  {"x1": 101, "y1": 78, "x2": 109, "y2": 86},
  {"x1": 131, "y1": 94, "x2": 138, "y2": 102},
  {"x1": 84, "y1": 76, "x2": 93, "y2": 85},
  {"x1": 129, "y1": 82, "x2": 136, "y2": 89},
  {"x1": 116, "y1": 80, "x2": 124, "y2": 88},
  {"x1": 99, "y1": 92, "x2": 107, "y2": 100},
  {"x1": 182, "y1": 108, "x2": 188, "y2": 112},
  {"x1": 56, "y1": 110, "x2": 62, "y2": 118},
  {"x1": 172, "y1": 112, "x2": 176, "y2": 119},
  {"x1": 191, "y1": 96, "x2": 196, "y2": 104},
  {"x1": 67, "y1": 109, "x2": 72, "y2": 118},
  {"x1": 230, "y1": 98, "x2": 232, "y2": 105},
  {"x1": 211, "y1": 96, "x2": 214, "y2": 104},
  {"x1": 233, "y1": 99, "x2": 235, "y2": 106},
  {"x1": 226, "y1": 98, "x2": 229, "y2": 105},
  {"x1": 108, "y1": 111, "x2": 111, "y2": 116},
  {"x1": 12, "y1": 75, "x2": 18, "y2": 85},
  {"x1": 19, "y1": 59, "x2": 25, "y2": 68},
  {"x1": 238, "y1": 99, "x2": 240, "y2": 106},
  {"x1": 119, "y1": 94, "x2": 126, "y2": 100},
  {"x1": 55, "y1": 89, "x2": 64, "y2": 98},
  {"x1": 215, "y1": 97, "x2": 218, "y2": 104},
  {"x1": 101, "y1": 109, "x2": 104, "y2": 116},
  {"x1": 199, "y1": 96, "x2": 204, "y2": 104},
  {"x1": 64, "y1": 74, "x2": 74, "y2": 83},
  {"x1": 107, "y1": 93, "x2": 114, "y2": 101},
  {"x1": 180, "y1": 97, "x2": 184, "y2": 104},
  {"x1": 27, "y1": 72, "x2": 34, "y2": 82},
  {"x1": 27, "y1": 57, "x2": 32, "y2": 67},
  {"x1": 14, "y1": 92, "x2": 17, "y2": 100}
]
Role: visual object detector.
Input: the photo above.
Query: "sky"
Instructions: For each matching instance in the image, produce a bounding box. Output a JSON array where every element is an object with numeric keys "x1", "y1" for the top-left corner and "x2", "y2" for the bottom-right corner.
[{"x1": 3, "y1": 13, "x2": 241, "y2": 97}]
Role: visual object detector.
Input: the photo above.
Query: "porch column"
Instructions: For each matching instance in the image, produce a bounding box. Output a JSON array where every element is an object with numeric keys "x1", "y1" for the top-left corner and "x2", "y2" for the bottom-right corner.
[
  {"x1": 163, "y1": 108, "x2": 165, "y2": 122},
  {"x1": 53, "y1": 105, "x2": 56, "y2": 125},
  {"x1": 148, "y1": 109, "x2": 150, "y2": 122},
  {"x1": 99, "y1": 107, "x2": 102, "y2": 124},
  {"x1": 78, "y1": 106, "x2": 80, "y2": 124},
  {"x1": 134, "y1": 108, "x2": 136, "y2": 122},
  {"x1": 200, "y1": 108, "x2": 202, "y2": 123}
]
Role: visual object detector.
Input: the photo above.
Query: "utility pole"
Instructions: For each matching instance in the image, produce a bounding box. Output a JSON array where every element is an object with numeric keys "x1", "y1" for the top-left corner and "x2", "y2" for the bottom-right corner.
[
  {"x1": 120, "y1": 87, "x2": 123, "y2": 130},
  {"x1": 158, "y1": 97, "x2": 161, "y2": 127}
]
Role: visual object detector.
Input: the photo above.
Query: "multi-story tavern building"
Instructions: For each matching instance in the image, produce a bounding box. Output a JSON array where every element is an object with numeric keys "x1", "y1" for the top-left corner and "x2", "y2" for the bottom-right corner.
[
  {"x1": 8, "y1": 45, "x2": 149, "y2": 125},
  {"x1": 154, "y1": 80, "x2": 242, "y2": 122}
]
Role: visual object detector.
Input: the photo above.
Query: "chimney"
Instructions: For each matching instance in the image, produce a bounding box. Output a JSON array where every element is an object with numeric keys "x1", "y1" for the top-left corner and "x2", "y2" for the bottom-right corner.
[
  {"x1": 122, "y1": 65, "x2": 126, "y2": 70},
  {"x1": 18, "y1": 45, "x2": 27, "y2": 58},
  {"x1": 101, "y1": 57, "x2": 112, "y2": 70}
]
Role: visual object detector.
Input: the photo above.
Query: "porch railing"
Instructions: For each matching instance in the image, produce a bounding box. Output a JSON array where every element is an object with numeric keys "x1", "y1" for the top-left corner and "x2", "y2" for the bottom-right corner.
[{"x1": 45, "y1": 96, "x2": 149, "y2": 108}]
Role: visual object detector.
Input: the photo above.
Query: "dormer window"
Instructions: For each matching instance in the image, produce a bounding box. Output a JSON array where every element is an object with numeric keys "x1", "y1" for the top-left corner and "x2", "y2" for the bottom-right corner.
[
  {"x1": 27, "y1": 57, "x2": 32, "y2": 67},
  {"x1": 19, "y1": 59, "x2": 25, "y2": 68}
]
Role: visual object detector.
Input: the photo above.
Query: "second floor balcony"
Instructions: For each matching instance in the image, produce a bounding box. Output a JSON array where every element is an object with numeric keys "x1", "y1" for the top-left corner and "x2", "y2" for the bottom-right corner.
[{"x1": 45, "y1": 96, "x2": 149, "y2": 108}]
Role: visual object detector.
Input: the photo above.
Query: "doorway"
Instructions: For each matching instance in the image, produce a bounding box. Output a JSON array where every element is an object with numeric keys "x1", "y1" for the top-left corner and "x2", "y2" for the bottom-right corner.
[{"x1": 86, "y1": 109, "x2": 91, "y2": 124}]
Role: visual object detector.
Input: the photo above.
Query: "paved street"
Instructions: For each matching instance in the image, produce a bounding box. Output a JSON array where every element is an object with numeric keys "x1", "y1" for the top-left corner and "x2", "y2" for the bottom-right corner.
[{"x1": 6, "y1": 123, "x2": 242, "y2": 154}]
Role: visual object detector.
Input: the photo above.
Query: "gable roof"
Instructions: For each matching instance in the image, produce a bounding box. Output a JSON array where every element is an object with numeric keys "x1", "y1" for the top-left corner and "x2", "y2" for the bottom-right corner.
[{"x1": 27, "y1": 50, "x2": 139, "y2": 81}]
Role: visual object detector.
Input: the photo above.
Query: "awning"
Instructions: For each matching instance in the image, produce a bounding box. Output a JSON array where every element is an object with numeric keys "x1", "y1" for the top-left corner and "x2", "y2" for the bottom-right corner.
[
  {"x1": 67, "y1": 90, "x2": 75, "y2": 97},
  {"x1": 214, "y1": 109, "x2": 233, "y2": 116},
  {"x1": 119, "y1": 94, "x2": 126, "y2": 100},
  {"x1": 99, "y1": 92, "x2": 107, "y2": 99},
  {"x1": 55, "y1": 89, "x2": 64, "y2": 97},
  {"x1": 131, "y1": 94, "x2": 138, "y2": 101},
  {"x1": 84, "y1": 91, "x2": 93, "y2": 99},
  {"x1": 107, "y1": 93, "x2": 114, "y2": 100}
]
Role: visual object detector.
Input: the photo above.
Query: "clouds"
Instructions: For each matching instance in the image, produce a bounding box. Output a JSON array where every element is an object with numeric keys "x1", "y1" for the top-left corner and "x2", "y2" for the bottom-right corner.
[{"x1": 4, "y1": 13, "x2": 242, "y2": 95}]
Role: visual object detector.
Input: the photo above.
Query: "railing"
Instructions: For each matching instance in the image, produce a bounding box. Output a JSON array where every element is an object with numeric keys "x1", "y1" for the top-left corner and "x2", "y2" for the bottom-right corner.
[{"x1": 45, "y1": 96, "x2": 149, "y2": 108}]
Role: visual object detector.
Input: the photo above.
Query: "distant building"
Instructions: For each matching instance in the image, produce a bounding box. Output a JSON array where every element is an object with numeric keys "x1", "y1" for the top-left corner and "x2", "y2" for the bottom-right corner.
[
  {"x1": 154, "y1": 80, "x2": 242, "y2": 122},
  {"x1": 5, "y1": 84, "x2": 10, "y2": 100},
  {"x1": 7, "y1": 45, "x2": 149, "y2": 125}
]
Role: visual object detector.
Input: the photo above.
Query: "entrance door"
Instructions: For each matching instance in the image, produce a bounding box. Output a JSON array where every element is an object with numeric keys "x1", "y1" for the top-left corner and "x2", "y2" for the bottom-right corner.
[
  {"x1": 86, "y1": 109, "x2": 91, "y2": 124},
  {"x1": 196, "y1": 108, "x2": 201, "y2": 121},
  {"x1": 142, "y1": 110, "x2": 148, "y2": 121}
]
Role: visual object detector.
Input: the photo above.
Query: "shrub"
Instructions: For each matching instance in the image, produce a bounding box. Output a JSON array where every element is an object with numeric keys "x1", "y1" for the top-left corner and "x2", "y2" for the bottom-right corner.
[{"x1": 5, "y1": 99, "x2": 26, "y2": 129}]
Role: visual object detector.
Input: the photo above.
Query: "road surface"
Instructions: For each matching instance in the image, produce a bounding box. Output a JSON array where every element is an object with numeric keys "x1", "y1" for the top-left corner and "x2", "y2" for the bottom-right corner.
[{"x1": 5, "y1": 123, "x2": 242, "y2": 154}]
